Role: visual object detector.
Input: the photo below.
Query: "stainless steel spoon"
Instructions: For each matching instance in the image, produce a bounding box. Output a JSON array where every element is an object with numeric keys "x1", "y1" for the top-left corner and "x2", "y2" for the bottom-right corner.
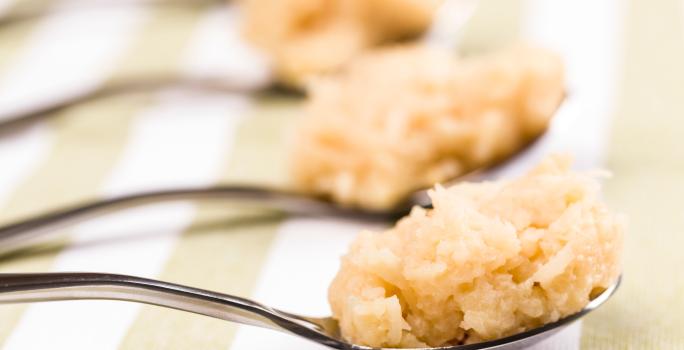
[
  {"x1": 0, "y1": 272, "x2": 620, "y2": 350},
  {"x1": 0, "y1": 123, "x2": 549, "y2": 257},
  {"x1": 0, "y1": 0, "x2": 475, "y2": 130},
  {"x1": 0, "y1": 68, "x2": 561, "y2": 257}
]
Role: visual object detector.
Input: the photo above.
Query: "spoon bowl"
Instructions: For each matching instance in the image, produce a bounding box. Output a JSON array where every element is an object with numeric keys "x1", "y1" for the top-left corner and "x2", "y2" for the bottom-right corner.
[{"x1": 0, "y1": 272, "x2": 620, "y2": 350}]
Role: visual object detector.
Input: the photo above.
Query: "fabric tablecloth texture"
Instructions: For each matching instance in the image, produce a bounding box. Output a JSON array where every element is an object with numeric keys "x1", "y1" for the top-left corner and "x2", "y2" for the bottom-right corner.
[{"x1": 0, "y1": 0, "x2": 681, "y2": 349}]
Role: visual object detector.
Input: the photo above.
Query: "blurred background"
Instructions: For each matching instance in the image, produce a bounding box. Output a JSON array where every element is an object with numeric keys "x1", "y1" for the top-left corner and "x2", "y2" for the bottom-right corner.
[{"x1": 0, "y1": 0, "x2": 681, "y2": 349}]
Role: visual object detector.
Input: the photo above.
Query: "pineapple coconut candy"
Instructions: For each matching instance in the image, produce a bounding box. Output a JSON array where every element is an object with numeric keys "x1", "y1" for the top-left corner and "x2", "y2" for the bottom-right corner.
[
  {"x1": 241, "y1": 0, "x2": 441, "y2": 86},
  {"x1": 289, "y1": 44, "x2": 566, "y2": 210},
  {"x1": 328, "y1": 155, "x2": 624, "y2": 347}
]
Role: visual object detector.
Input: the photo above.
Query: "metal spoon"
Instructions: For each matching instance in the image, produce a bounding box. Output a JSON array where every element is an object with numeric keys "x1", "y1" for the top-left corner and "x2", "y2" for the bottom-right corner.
[
  {"x1": 0, "y1": 272, "x2": 620, "y2": 350},
  {"x1": 0, "y1": 0, "x2": 476, "y2": 130},
  {"x1": 0, "y1": 122, "x2": 550, "y2": 256}
]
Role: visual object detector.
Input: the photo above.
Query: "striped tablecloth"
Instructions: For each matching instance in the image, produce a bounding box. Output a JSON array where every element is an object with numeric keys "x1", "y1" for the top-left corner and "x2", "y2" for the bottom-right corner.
[{"x1": 0, "y1": 0, "x2": 681, "y2": 349}]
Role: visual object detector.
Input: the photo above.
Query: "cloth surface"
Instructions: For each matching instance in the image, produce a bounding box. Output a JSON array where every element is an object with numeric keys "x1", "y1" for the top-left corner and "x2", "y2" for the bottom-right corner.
[{"x1": 0, "y1": 0, "x2": 680, "y2": 349}]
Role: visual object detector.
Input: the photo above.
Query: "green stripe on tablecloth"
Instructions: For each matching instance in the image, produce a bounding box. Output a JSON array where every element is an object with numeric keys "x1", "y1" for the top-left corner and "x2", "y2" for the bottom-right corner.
[
  {"x1": 118, "y1": 95, "x2": 297, "y2": 349},
  {"x1": 0, "y1": 6, "x2": 207, "y2": 345},
  {"x1": 220, "y1": 96, "x2": 296, "y2": 187},
  {"x1": 0, "y1": 0, "x2": 56, "y2": 74},
  {"x1": 457, "y1": 0, "x2": 523, "y2": 54},
  {"x1": 581, "y1": 0, "x2": 684, "y2": 348}
]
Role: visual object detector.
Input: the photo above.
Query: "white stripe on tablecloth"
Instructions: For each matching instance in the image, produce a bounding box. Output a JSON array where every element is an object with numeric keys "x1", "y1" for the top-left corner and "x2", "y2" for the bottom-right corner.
[
  {"x1": 231, "y1": 1, "x2": 623, "y2": 350},
  {"x1": 2, "y1": 6, "x2": 252, "y2": 350},
  {"x1": 182, "y1": 4, "x2": 271, "y2": 89},
  {"x1": 230, "y1": 218, "x2": 381, "y2": 350},
  {"x1": 0, "y1": 3, "x2": 148, "y2": 123},
  {"x1": 515, "y1": 1, "x2": 623, "y2": 349},
  {"x1": 0, "y1": 125, "x2": 52, "y2": 205},
  {"x1": 493, "y1": 0, "x2": 623, "y2": 179}
]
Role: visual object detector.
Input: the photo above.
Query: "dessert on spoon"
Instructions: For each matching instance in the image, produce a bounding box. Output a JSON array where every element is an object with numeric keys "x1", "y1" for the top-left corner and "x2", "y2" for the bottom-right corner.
[
  {"x1": 242, "y1": 0, "x2": 442, "y2": 87},
  {"x1": 328, "y1": 155, "x2": 623, "y2": 347},
  {"x1": 290, "y1": 44, "x2": 564, "y2": 210}
]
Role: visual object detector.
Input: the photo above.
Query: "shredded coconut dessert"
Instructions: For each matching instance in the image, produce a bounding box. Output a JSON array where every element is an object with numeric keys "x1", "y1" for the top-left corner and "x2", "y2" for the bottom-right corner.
[
  {"x1": 290, "y1": 45, "x2": 565, "y2": 210},
  {"x1": 328, "y1": 155, "x2": 624, "y2": 347},
  {"x1": 240, "y1": 0, "x2": 440, "y2": 86}
]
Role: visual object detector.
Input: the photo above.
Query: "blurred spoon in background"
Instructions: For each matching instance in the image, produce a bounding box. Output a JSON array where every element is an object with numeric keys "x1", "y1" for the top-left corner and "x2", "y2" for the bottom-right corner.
[{"x1": 0, "y1": 0, "x2": 478, "y2": 131}]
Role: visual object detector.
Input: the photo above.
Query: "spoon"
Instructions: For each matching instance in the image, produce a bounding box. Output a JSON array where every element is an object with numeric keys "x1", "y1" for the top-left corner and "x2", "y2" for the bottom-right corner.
[
  {"x1": 0, "y1": 0, "x2": 476, "y2": 131},
  {"x1": 0, "y1": 121, "x2": 550, "y2": 257},
  {"x1": 0, "y1": 272, "x2": 620, "y2": 350}
]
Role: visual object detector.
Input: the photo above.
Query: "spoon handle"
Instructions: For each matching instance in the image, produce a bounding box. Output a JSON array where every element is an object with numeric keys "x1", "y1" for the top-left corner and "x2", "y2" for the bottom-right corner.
[
  {"x1": 0, "y1": 272, "x2": 290, "y2": 332},
  {"x1": 0, "y1": 185, "x2": 391, "y2": 256},
  {"x1": 0, "y1": 76, "x2": 261, "y2": 133}
]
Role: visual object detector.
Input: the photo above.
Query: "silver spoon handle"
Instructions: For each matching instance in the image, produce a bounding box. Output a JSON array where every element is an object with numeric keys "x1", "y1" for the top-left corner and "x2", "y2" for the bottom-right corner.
[
  {"x1": 0, "y1": 272, "x2": 283, "y2": 329},
  {"x1": 0, "y1": 185, "x2": 394, "y2": 256},
  {"x1": 0, "y1": 76, "x2": 270, "y2": 133},
  {"x1": 0, "y1": 272, "x2": 340, "y2": 341}
]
